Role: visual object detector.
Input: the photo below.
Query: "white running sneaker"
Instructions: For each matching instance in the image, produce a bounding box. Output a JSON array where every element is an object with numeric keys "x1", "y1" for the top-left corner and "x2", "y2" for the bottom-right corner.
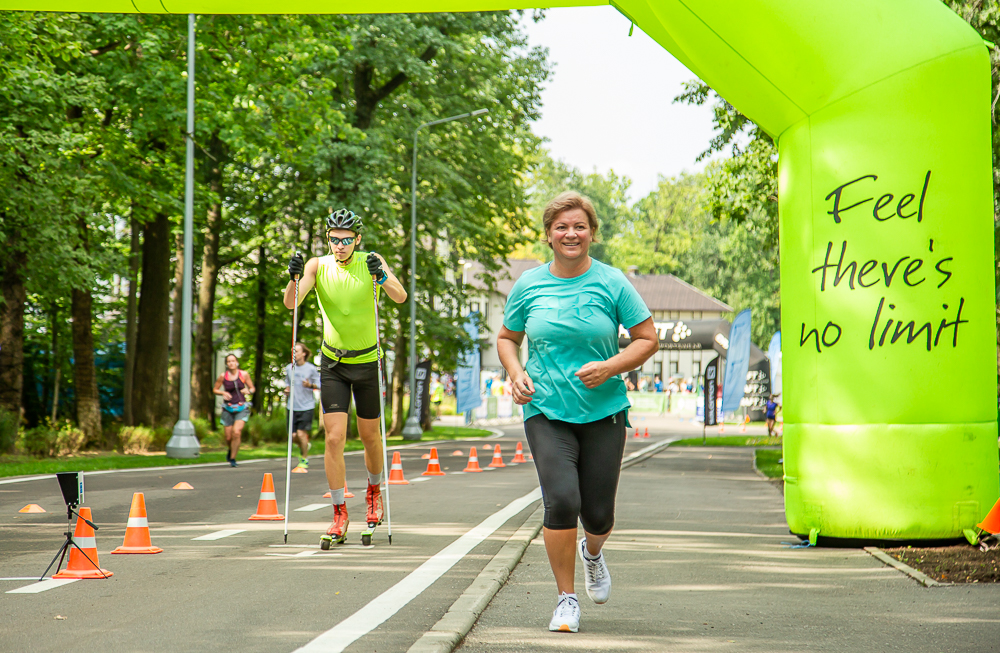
[
  {"x1": 579, "y1": 538, "x2": 612, "y2": 604},
  {"x1": 548, "y1": 593, "x2": 580, "y2": 632}
]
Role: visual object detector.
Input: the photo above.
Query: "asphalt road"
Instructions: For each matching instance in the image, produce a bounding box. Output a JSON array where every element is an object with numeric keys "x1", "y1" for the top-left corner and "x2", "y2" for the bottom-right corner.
[{"x1": 0, "y1": 427, "x2": 673, "y2": 652}]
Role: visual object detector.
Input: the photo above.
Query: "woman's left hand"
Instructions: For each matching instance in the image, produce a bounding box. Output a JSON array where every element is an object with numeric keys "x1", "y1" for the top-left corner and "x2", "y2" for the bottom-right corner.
[{"x1": 575, "y1": 361, "x2": 611, "y2": 389}]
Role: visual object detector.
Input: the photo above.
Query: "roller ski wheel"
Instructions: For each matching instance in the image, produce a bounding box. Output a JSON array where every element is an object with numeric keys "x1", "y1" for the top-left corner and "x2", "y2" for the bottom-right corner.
[
  {"x1": 320, "y1": 535, "x2": 332, "y2": 550},
  {"x1": 361, "y1": 520, "x2": 380, "y2": 547}
]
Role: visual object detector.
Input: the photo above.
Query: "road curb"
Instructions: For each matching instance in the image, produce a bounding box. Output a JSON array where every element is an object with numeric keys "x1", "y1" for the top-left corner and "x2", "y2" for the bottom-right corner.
[
  {"x1": 864, "y1": 547, "x2": 953, "y2": 587},
  {"x1": 407, "y1": 504, "x2": 544, "y2": 653}
]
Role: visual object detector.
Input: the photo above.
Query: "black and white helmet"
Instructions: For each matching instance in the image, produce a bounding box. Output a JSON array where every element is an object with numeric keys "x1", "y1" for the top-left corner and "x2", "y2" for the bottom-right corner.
[{"x1": 326, "y1": 208, "x2": 362, "y2": 233}]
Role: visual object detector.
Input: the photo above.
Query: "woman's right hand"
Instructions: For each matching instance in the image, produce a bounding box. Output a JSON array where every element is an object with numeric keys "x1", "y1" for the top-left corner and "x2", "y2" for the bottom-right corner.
[
  {"x1": 511, "y1": 372, "x2": 535, "y2": 405},
  {"x1": 222, "y1": 391, "x2": 232, "y2": 401}
]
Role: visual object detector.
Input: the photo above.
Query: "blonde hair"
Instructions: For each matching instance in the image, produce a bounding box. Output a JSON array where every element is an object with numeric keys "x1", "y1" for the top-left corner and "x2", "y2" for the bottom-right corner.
[
  {"x1": 542, "y1": 191, "x2": 600, "y2": 248},
  {"x1": 295, "y1": 342, "x2": 312, "y2": 359}
]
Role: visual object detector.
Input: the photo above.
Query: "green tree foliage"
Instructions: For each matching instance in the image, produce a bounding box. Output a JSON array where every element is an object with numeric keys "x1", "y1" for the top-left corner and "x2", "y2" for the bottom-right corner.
[{"x1": 2, "y1": 12, "x2": 550, "y2": 440}]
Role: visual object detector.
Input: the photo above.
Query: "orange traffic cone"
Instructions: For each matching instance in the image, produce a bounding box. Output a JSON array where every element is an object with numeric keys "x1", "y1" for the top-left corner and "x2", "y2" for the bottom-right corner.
[
  {"x1": 978, "y1": 498, "x2": 1000, "y2": 534},
  {"x1": 421, "y1": 453, "x2": 431, "y2": 460},
  {"x1": 488, "y1": 445, "x2": 506, "y2": 468},
  {"x1": 633, "y1": 427, "x2": 640, "y2": 439},
  {"x1": 173, "y1": 482, "x2": 193, "y2": 490},
  {"x1": 323, "y1": 491, "x2": 330, "y2": 498},
  {"x1": 249, "y1": 473, "x2": 285, "y2": 521},
  {"x1": 387, "y1": 451, "x2": 410, "y2": 485},
  {"x1": 452, "y1": 449, "x2": 464, "y2": 456},
  {"x1": 463, "y1": 447, "x2": 483, "y2": 472},
  {"x1": 422, "y1": 447, "x2": 446, "y2": 476},
  {"x1": 511, "y1": 442, "x2": 527, "y2": 464},
  {"x1": 741, "y1": 415, "x2": 749, "y2": 433},
  {"x1": 19, "y1": 504, "x2": 45, "y2": 513},
  {"x1": 112, "y1": 492, "x2": 162, "y2": 554},
  {"x1": 53, "y1": 507, "x2": 112, "y2": 579},
  {"x1": 643, "y1": 427, "x2": 650, "y2": 439}
]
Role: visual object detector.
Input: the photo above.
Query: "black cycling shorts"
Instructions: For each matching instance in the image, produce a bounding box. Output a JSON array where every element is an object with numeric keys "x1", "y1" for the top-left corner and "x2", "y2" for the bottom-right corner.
[
  {"x1": 320, "y1": 355, "x2": 381, "y2": 419},
  {"x1": 292, "y1": 409, "x2": 314, "y2": 433},
  {"x1": 524, "y1": 410, "x2": 627, "y2": 534}
]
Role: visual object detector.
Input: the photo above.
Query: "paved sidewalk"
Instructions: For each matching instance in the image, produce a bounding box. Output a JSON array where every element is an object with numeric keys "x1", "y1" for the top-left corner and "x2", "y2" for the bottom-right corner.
[{"x1": 458, "y1": 442, "x2": 999, "y2": 652}]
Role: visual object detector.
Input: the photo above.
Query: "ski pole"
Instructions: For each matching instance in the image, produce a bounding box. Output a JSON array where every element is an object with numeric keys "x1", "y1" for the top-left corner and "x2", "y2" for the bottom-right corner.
[
  {"x1": 283, "y1": 251, "x2": 301, "y2": 545},
  {"x1": 372, "y1": 276, "x2": 392, "y2": 544}
]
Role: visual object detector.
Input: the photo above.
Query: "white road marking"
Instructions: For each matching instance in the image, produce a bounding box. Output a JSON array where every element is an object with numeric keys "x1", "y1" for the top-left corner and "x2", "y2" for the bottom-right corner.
[
  {"x1": 294, "y1": 503, "x2": 329, "y2": 512},
  {"x1": 7, "y1": 579, "x2": 79, "y2": 594},
  {"x1": 191, "y1": 529, "x2": 246, "y2": 541},
  {"x1": 294, "y1": 487, "x2": 542, "y2": 653},
  {"x1": 265, "y1": 550, "x2": 338, "y2": 558},
  {"x1": 409, "y1": 477, "x2": 430, "y2": 483}
]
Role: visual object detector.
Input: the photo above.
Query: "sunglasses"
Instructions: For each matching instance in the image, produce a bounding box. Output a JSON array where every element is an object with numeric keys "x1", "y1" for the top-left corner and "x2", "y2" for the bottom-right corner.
[{"x1": 328, "y1": 236, "x2": 356, "y2": 246}]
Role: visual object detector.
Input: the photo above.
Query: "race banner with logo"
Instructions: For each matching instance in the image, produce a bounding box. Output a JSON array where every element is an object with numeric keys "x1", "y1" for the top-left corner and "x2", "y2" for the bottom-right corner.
[
  {"x1": 704, "y1": 356, "x2": 719, "y2": 427},
  {"x1": 412, "y1": 360, "x2": 432, "y2": 426}
]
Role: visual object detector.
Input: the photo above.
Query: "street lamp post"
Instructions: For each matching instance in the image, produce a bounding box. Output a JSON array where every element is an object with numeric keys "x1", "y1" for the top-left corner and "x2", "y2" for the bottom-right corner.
[
  {"x1": 401, "y1": 108, "x2": 489, "y2": 441},
  {"x1": 166, "y1": 14, "x2": 200, "y2": 458}
]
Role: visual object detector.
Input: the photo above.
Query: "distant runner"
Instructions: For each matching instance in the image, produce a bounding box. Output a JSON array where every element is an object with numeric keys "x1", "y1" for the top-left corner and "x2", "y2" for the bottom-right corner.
[
  {"x1": 284, "y1": 209, "x2": 406, "y2": 546},
  {"x1": 284, "y1": 341, "x2": 321, "y2": 469},
  {"x1": 213, "y1": 354, "x2": 255, "y2": 468}
]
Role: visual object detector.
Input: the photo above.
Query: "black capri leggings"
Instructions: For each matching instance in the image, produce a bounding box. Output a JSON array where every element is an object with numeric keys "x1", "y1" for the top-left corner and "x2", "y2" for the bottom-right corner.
[{"x1": 524, "y1": 410, "x2": 627, "y2": 533}]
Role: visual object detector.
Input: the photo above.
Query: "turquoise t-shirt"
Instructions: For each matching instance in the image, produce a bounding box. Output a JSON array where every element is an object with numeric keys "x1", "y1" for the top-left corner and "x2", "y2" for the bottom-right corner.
[{"x1": 503, "y1": 259, "x2": 652, "y2": 424}]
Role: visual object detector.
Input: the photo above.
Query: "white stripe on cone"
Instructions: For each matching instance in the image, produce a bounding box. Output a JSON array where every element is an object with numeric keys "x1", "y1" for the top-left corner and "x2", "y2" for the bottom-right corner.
[
  {"x1": 73, "y1": 537, "x2": 97, "y2": 549},
  {"x1": 259, "y1": 492, "x2": 276, "y2": 501},
  {"x1": 127, "y1": 517, "x2": 149, "y2": 528}
]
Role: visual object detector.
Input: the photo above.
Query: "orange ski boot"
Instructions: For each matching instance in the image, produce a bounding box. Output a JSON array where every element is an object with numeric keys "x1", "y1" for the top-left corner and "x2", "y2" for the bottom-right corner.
[
  {"x1": 361, "y1": 483, "x2": 385, "y2": 546},
  {"x1": 320, "y1": 503, "x2": 349, "y2": 550}
]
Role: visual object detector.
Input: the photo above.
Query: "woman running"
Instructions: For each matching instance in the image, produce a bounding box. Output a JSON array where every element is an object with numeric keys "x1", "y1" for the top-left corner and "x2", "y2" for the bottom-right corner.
[
  {"x1": 213, "y1": 353, "x2": 255, "y2": 467},
  {"x1": 497, "y1": 191, "x2": 658, "y2": 633}
]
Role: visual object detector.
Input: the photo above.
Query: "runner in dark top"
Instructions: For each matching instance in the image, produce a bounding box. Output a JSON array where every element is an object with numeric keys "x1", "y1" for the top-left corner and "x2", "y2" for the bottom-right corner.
[
  {"x1": 766, "y1": 394, "x2": 779, "y2": 436},
  {"x1": 213, "y1": 354, "x2": 256, "y2": 467}
]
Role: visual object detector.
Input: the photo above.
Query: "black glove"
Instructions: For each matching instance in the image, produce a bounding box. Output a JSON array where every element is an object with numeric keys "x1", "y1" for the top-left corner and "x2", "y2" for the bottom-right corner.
[
  {"x1": 288, "y1": 253, "x2": 304, "y2": 281},
  {"x1": 366, "y1": 253, "x2": 385, "y2": 281}
]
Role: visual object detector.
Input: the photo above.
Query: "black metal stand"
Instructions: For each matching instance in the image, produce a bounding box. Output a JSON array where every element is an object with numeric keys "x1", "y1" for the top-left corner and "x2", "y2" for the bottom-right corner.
[{"x1": 38, "y1": 506, "x2": 108, "y2": 581}]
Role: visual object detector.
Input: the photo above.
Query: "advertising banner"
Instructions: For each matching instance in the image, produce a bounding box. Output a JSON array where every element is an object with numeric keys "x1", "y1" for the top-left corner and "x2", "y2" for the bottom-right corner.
[
  {"x1": 456, "y1": 313, "x2": 482, "y2": 415},
  {"x1": 722, "y1": 309, "x2": 752, "y2": 414},
  {"x1": 704, "y1": 356, "x2": 719, "y2": 427}
]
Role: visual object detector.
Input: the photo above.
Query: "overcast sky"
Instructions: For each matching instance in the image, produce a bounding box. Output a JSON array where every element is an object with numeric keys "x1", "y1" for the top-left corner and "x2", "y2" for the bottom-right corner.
[{"x1": 519, "y1": 6, "x2": 719, "y2": 201}]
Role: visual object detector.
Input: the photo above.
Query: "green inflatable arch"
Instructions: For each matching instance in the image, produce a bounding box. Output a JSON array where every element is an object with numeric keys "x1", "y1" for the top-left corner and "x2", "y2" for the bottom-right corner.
[{"x1": 5, "y1": 0, "x2": 998, "y2": 541}]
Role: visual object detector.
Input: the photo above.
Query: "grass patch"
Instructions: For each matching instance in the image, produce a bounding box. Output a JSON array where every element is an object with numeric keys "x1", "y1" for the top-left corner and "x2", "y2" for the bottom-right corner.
[
  {"x1": 0, "y1": 425, "x2": 493, "y2": 479},
  {"x1": 672, "y1": 435, "x2": 782, "y2": 447},
  {"x1": 755, "y1": 449, "x2": 783, "y2": 479}
]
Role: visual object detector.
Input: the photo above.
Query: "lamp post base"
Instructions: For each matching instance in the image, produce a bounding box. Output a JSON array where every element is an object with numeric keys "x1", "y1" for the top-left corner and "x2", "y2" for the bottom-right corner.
[
  {"x1": 401, "y1": 416, "x2": 423, "y2": 441},
  {"x1": 165, "y1": 419, "x2": 201, "y2": 459}
]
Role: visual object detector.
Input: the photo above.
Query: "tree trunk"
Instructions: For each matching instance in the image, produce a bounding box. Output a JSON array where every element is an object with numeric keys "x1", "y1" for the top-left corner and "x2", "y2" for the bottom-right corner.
[
  {"x1": 167, "y1": 230, "x2": 184, "y2": 418},
  {"x1": 48, "y1": 303, "x2": 59, "y2": 422},
  {"x1": 133, "y1": 212, "x2": 172, "y2": 426},
  {"x1": 0, "y1": 234, "x2": 26, "y2": 418},
  {"x1": 71, "y1": 286, "x2": 102, "y2": 442},
  {"x1": 389, "y1": 322, "x2": 407, "y2": 436},
  {"x1": 123, "y1": 213, "x2": 140, "y2": 426},
  {"x1": 191, "y1": 130, "x2": 226, "y2": 420},
  {"x1": 252, "y1": 243, "x2": 267, "y2": 416}
]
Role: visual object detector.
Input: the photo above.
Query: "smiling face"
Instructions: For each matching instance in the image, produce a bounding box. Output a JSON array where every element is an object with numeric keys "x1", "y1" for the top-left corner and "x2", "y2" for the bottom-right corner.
[
  {"x1": 327, "y1": 228, "x2": 359, "y2": 263},
  {"x1": 546, "y1": 208, "x2": 593, "y2": 262}
]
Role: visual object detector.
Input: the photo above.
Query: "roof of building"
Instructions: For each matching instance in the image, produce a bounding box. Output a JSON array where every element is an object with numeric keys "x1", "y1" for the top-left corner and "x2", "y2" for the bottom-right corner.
[
  {"x1": 626, "y1": 273, "x2": 733, "y2": 313},
  {"x1": 468, "y1": 259, "x2": 732, "y2": 313}
]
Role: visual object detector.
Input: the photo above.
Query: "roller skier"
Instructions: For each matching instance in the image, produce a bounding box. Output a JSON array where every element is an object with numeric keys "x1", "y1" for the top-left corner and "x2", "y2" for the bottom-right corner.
[{"x1": 283, "y1": 209, "x2": 406, "y2": 546}]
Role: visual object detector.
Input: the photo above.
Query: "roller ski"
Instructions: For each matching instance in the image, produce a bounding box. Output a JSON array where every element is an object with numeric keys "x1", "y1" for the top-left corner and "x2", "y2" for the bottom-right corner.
[
  {"x1": 361, "y1": 482, "x2": 386, "y2": 547},
  {"x1": 320, "y1": 503, "x2": 349, "y2": 550}
]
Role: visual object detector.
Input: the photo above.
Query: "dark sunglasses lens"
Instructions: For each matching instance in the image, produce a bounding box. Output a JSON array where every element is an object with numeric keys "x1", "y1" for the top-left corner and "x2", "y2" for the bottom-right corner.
[{"x1": 329, "y1": 237, "x2": 355, "y2": 246}]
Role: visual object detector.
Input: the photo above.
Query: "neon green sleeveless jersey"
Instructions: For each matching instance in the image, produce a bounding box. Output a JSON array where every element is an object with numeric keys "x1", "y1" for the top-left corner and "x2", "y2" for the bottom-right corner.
[{"x1": 315, "y1": 252, "x2": 381, "y2": 364}]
